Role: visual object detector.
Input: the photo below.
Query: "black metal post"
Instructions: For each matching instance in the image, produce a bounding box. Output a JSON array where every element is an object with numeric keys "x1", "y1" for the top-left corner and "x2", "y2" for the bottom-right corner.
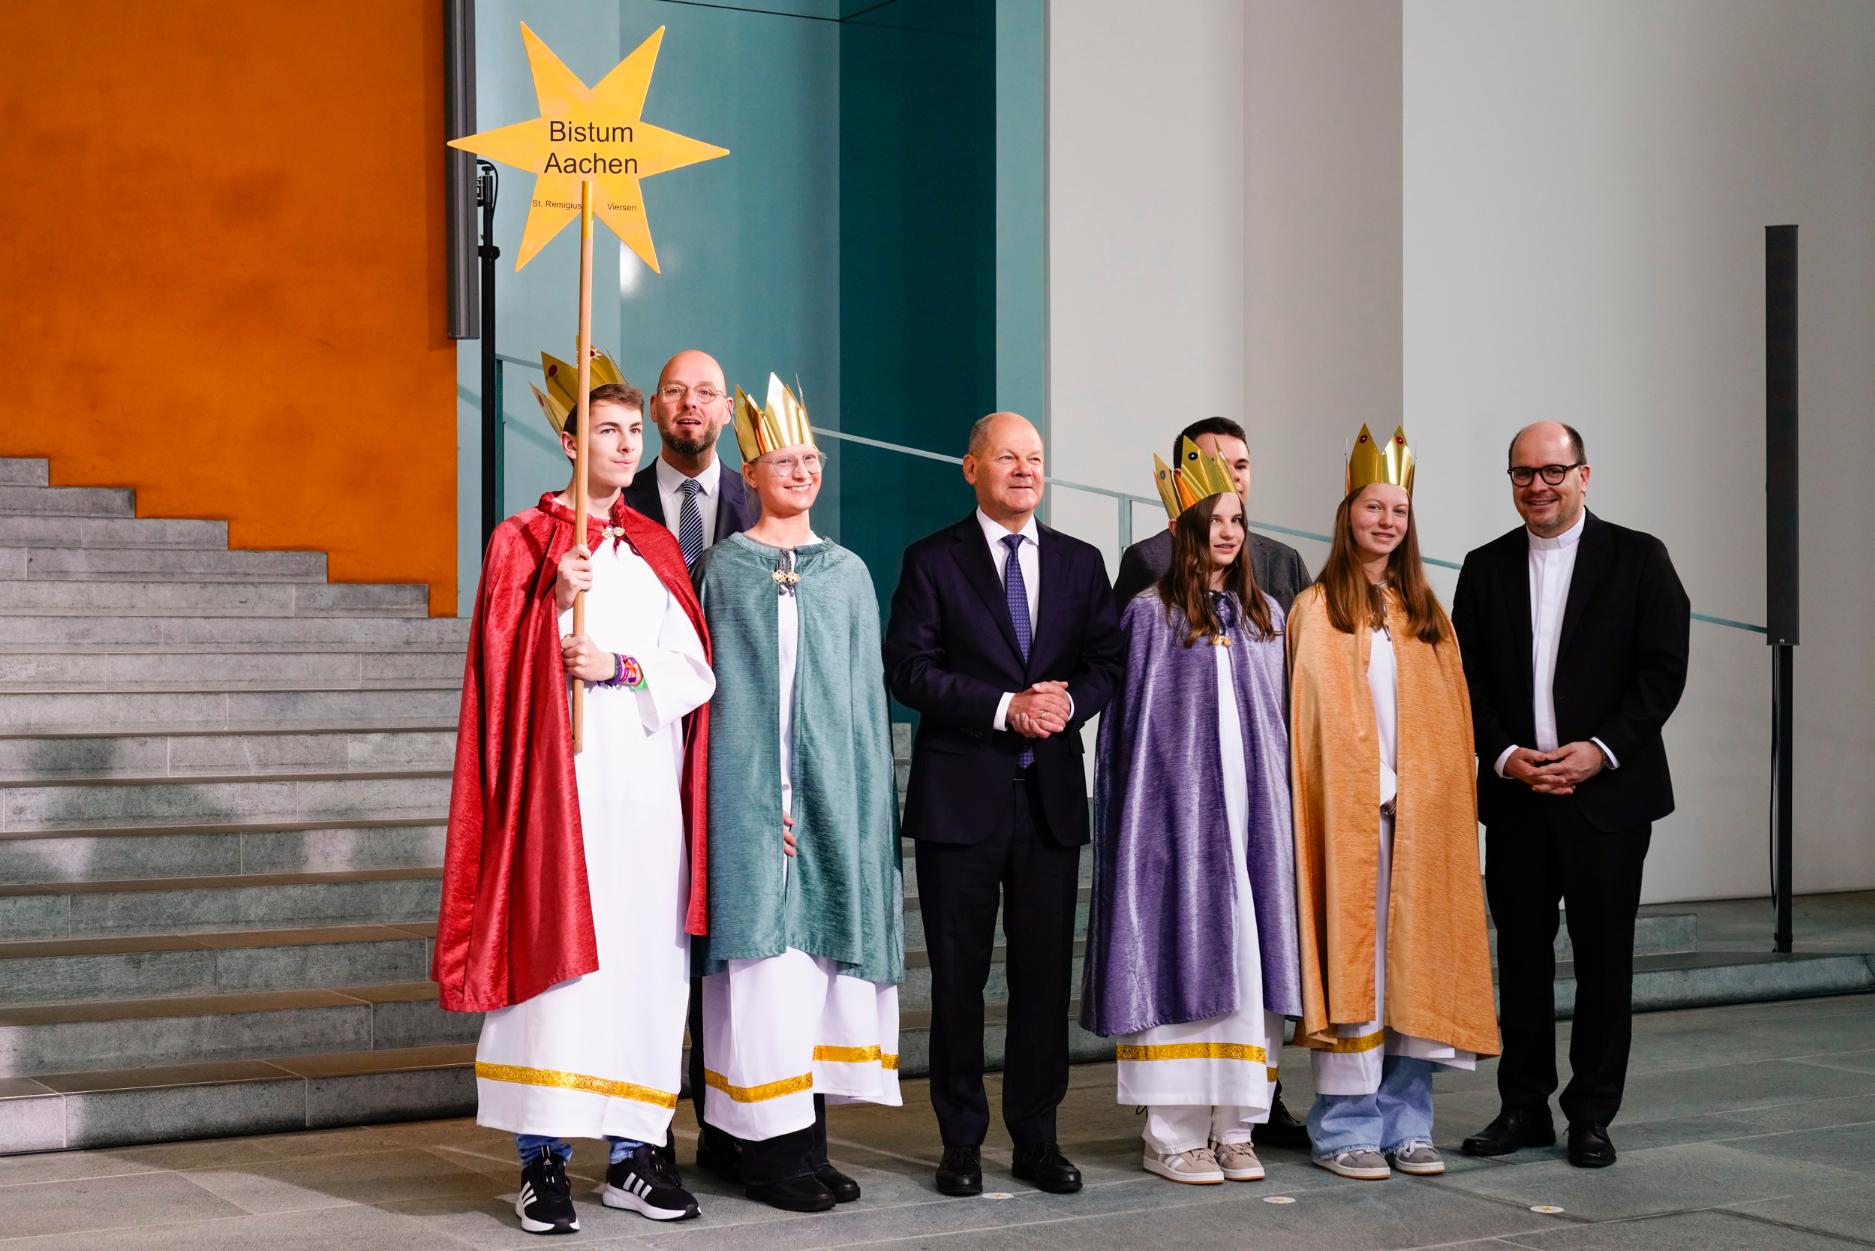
[
  {"x1": 1765, "y1": 223, "x2": 1799, "y2": 954},
  {"x1": 478, "y1": 162, "x2": 502, "y2": 552}
]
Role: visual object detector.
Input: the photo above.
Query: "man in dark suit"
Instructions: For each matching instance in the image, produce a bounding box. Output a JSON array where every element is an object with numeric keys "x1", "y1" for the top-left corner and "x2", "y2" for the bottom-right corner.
[
  {"x1": 1112, "y1": 416, "x2": 1311, "y2": 612},
  {"x1": 622, "y1": 349, "x2": 759, "y2": 565},
  {"x1": 626, "y1": 348, "x2": 757, "y2": 1185},
  {"x1": 885, "y1": 412, "x2": 1125, "y2": 1198},
  {"x1": 1453, "y1": 422, "x2": 1689, "y2": 1170}
]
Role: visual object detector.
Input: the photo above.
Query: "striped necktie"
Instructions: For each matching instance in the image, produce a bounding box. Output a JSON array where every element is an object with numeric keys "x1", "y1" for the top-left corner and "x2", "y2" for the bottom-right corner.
[
  {"x1": 1002, "y1": 533, "x2": 1034, "y2": 767},
  {"x1": 677, "y1": 478, "x2": 704, "y2": 566}
]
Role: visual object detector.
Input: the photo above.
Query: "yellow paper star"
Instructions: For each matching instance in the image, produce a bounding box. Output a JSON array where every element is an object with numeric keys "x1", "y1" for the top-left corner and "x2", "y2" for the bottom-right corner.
[{"x1": 448, "y1": 23, "x2": 728, "y2": 272}]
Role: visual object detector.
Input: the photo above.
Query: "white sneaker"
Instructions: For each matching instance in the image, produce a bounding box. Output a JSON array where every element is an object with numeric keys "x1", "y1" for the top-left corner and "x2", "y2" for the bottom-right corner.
[
  {"x1": 1387, "y1": 1140, "x2": 1445, "y2": 1176},
  {"x1": 1209, "y1": 1138, "x2": 1265, "y2": 1181},
  {"x1": 1143, "y1": 1146, "x2": 1225, "y2": 1185},
  {"x1": 1314, "y1": 1148, "x2": 1391, "y2": 1180}
]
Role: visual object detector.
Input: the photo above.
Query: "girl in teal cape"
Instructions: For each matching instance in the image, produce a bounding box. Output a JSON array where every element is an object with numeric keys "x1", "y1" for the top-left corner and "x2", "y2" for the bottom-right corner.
[{"x1": 690, "y1": 388, "x2": 903, "y2": 1213}]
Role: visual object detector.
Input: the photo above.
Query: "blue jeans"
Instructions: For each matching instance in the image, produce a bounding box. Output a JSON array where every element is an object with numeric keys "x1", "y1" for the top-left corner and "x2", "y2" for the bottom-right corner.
[
  {"x1": 1308, "y1": 1055, "x2": 1435, "y2": 1156},
  {"x1": 516, "y1": 1134, "x2": 644, "y2": 1166}
]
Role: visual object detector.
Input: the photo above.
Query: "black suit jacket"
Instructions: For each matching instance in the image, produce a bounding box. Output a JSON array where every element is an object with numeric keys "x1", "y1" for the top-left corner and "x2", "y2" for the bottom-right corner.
[
  {"x1": 885, "y1": 515, "x2": 1126, "y2": 847},
  {"x1": 621, "y1": 458, "x2": 759, "y2": 547},
  {"x1": 1112, "y1": 527, "x2": 1312, "y2": 613},
  {"x1": 1452, "y1": 511, "x2": 1691, "y2": 832}
]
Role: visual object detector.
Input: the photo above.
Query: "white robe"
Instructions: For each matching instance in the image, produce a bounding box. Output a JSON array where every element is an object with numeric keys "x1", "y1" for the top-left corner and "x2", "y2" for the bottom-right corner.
[
  {"x1": 1311, "y1": 627, "x2": 1477, "y2": 1096},
  {"x1": 1116, "y1": 638, "x2": 1282, "y2": 1152},
  {"x1": 701, "y1": 539, "x2": 901, "y2": 1143},
  {"x1": 474, "y1": 534, "x2": 715, "y2": 1143}
]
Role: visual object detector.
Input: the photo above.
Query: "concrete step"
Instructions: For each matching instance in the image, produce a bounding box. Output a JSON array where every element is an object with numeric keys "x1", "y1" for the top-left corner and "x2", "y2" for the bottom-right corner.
[
  {"x1": 0, "y1": 514, "x2": 226, "y2": 548},
  {"x1": 0, "y1": 818, "x2": 447, "y2": 884},
  {"x1": 0, "y1": 546, "x2": 327, "y2": 583},
  {"x1": 0, "y1": 685, "x2": 461, "y2": 731},
  {"x1": 0, "y1": 649, "x2": 463, "y2": 690},
  {"x1": 0, "y1": 726, "x2": 456, "y2": 784},
  {"x1": 0, "y1": 768, "x2": 448, "y2": 834},
  {"x1": 0, "y1": 923, "x2": 434, "y2": 1005},
  {"x1": 1558, "y1": 950, "x2": 1875, "y2": 1016},
  {"x1": 0, "y1": 578, "x2": 429, "y2": 617},
  {"x1": 0, "y1": 614, "x2": 470, "y2": 649},
  {"x1": 0, "y1": 866, "x2": 442, "y2": 940},
  {"x1": 0, "y1": 485, "x2": 134, "y2": 517},
  {"x1": 0, "y1": 1042, "x2": 475, "y2": 1152},
  {"x1": 0, "y1": 460, "x2": 49, "y2": 487},
  {"x1": 0, "y1": 980, "x2": 476, "y2": 1078}
]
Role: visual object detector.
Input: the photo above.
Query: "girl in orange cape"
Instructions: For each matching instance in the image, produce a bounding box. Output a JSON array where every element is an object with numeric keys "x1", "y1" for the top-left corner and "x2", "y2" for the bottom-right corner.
[{"x1": 1286, "y1": 426, "x2": 1498, "y2": 1182}]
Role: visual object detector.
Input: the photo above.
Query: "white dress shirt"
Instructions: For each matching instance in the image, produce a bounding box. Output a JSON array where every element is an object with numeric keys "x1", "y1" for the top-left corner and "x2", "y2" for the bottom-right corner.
[
  {"x1": 975, "y1": 508, "x2": 1062, "y2": 731},
  {"x1": 655, "y1": 456, "x2": 722, "y2": 551},
  {"x1": 1493, "y1": 510, "x2": 1618, "y2": 776}
]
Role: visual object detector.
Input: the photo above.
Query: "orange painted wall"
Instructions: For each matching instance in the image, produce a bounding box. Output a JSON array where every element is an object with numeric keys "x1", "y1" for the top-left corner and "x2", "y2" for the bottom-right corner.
[{"x1": 0, "y1": 1, "x2": 457, "y2": 613}]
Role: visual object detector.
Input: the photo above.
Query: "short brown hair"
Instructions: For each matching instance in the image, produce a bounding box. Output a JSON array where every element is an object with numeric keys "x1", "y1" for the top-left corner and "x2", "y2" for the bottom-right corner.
[{"x1": 586, "y1": 381, "x2": 645, "y2": 416}]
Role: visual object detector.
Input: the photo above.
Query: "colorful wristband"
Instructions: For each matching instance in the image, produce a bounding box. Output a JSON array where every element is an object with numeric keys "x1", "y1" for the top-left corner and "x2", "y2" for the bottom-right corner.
[{"x1": 599, "y1": 653, "x2": 646, "y2": 691}]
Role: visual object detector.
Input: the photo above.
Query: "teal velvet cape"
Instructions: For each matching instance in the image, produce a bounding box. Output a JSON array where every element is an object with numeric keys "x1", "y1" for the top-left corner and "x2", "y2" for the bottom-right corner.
[{"x1": 692, "y1": 532, "x2": 904, "y2": 984}]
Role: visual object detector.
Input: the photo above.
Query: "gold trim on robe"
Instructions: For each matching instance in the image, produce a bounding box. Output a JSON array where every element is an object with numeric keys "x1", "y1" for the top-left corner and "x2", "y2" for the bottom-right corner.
[
  {"x1": 475, "y1": 1061, "x2": 680, "y2": 1108},
  {"x1": 1114, "y1": 1042, "x2": 1271, "y2": 1063}
]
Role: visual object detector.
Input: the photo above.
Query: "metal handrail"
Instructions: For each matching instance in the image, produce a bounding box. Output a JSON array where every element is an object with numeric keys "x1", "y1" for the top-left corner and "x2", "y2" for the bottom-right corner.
[{"x1": 480, "y1": 353, "x2": 1764, "y2": 634}]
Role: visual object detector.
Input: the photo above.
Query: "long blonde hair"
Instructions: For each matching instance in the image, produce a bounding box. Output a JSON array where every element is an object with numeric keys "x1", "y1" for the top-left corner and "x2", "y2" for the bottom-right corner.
[{"x1": 1316, "y1": 488, "x2": 1451, "y2": 645}]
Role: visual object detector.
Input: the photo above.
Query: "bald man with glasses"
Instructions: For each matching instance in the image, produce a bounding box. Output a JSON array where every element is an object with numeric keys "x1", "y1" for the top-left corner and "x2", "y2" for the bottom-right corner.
[
  {"x1": 1452, "y1": 422, "x2": 1689, "y2": 1171},
  {"x1": 623, "y1": 350, "x2": 760, "y2": 565}
]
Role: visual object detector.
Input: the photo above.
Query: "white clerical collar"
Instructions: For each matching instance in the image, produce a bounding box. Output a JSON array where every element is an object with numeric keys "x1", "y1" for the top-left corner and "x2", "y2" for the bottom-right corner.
[
  {"x1": 1527, "y1": 509, "x2": 1586, "y2": 552},
  {"x1": 976, "y1": 508, "x2": 1038, "y2": 548},
  {"x1": 657, "y1": 454, "x2": 719, "y2": 497}
]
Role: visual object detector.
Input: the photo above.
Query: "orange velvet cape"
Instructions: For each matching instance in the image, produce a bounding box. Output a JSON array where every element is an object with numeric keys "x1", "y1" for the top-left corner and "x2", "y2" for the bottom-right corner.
[
  {"x1": 1286, "y1": 586, "x2": 1500, "y2": 1058},
  {"x1": 432, "y1": 493, "x2": 712, "y2": 1013}
]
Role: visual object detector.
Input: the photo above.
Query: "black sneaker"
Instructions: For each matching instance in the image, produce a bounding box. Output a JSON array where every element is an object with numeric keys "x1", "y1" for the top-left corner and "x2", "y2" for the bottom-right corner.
[
  {"x1": 516, "y1": 1148, "x2": 579, "y2": 1235},
  {"x1": 603, "y1": 1143, "x2": 702, "y2": 1221}
]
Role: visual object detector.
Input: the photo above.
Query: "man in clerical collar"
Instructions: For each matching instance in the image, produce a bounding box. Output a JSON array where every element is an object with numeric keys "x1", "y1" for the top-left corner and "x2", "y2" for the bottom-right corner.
[{"x1": 624, "y1": 349, "x2": 760, "y2": 564}]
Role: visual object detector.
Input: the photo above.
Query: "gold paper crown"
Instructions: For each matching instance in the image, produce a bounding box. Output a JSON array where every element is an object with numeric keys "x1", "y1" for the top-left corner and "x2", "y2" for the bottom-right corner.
[
  {"x1": 1152, "y1": 437, "x2": 1239, "y2": 520},
  {"x1": 733, "y1": 374, "x2": 817, "y2": 462},
  {"x1": 528, "y1": 348, "x2": 626, "y2": 435},
  {"x1": 1345, "y1": 424, "x2": 1415, "y2": 496}
]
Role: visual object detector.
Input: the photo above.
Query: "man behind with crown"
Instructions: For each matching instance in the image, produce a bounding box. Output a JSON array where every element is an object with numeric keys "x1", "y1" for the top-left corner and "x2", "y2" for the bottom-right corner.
[
  {"x1": 1286, "y1": 424, "x2": 1498, "y2": 1181},
  {"x1": 689, "y1": 376, "x2": 904, "y2": 1214},
  {"x1": 1082, "y1": 439, "x2": 1302, "y2": 1186},
  {"x1": 433, "y1": 350, "x2": 716, "y2": 1234}
]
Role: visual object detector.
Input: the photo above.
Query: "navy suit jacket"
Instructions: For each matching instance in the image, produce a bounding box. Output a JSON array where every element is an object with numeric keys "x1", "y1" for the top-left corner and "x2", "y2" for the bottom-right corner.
[
  {"x1": 884, "y1": 514, "x2": 1125, "y2": 848},
  {"x1": 1452, "y1": 510, "x2": 1691, "y2": 832},
  {"x1": 622, "y1": 458, "x2": 759, "y2": 547}
]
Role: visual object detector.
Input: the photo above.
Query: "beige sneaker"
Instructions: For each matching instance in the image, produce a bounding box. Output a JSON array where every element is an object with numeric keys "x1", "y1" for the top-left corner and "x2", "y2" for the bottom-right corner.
[
  {"x1": 1387, "y1": 1140, "x2": 1445, "y2": 1175},
  {"x1": 1143, "y1": 1146, "x2": 1225, "y2": 1185},
  {"x1": 1209, "y1": 1138, "x2": 1265, "y2": 1181},
  {"x1": 1314, "y1": 1148, "x2": 1391, "y2": 1180}
]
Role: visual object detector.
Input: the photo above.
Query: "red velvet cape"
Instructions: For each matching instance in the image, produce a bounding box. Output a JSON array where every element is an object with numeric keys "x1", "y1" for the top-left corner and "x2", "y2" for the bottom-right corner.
[{"x1": 432, "y1": 492, "x2": 712, "y2": 1013}]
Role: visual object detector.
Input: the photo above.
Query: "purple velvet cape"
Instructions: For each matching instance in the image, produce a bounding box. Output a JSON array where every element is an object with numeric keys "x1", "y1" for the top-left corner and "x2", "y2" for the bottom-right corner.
[{"x1": 1080, "y1": 588, "x2": 1302, "y2": 1037}]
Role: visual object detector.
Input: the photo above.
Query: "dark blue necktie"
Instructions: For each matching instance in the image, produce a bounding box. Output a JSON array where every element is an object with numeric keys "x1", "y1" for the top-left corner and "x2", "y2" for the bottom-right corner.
[
  {"x1": 1002, "y1": 533, "x2": 1034, "y2": 767},
  {"x1": 677, "y1": 478, "x2": 704, "y2": 566}
]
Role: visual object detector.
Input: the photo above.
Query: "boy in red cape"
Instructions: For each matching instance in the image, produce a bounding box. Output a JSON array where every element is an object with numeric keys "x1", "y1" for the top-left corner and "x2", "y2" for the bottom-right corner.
[{"x1": 433, "y1": 372, "x2": 715, "y2": 1234}]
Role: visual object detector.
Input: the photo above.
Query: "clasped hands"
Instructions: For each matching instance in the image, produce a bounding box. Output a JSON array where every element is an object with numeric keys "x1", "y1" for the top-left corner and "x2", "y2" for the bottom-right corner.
[
  {"x1": 1503, "y1": 741, "x2": 1605, "y2": 796},
  {"x1": 1007, "y1": 680, "x2": 1071, "y2": 740}
]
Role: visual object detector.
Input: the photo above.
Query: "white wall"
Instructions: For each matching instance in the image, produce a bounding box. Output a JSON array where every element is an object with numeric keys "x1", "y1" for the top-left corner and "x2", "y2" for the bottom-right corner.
[
  {"x1": 1404, "y1": 0, "x2": 1875, "y2": 899},
  {"x1": 1047, "y1": 0, "x2": 1246, "y2": 570},
  {"x1": 1048, "y1": 0, "x2": 1875, "y2": 903}
]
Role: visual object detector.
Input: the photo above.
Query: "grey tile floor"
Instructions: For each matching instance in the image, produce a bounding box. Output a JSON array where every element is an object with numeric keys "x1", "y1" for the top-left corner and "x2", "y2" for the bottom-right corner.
[{"x1": 0, "y1": 993, "x2": 1871, "y2": 1249}]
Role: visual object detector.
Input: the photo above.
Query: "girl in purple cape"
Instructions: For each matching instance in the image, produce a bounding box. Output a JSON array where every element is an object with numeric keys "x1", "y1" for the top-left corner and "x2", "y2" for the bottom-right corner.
[{"x1": 1083, "y1": 463, "x2": 1302, "y2": 1187}]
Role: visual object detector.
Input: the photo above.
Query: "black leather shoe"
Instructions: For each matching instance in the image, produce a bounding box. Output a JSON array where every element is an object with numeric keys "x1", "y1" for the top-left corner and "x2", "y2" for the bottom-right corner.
[
  {"x1": 1252, "y1": 1088, "x2": 1312, "y2": 1151},
  {"x1": 696, "y1": 1127, "x2": 742, "y2": 1185},
  {"x1": 1567, "y1": 1123, "x2": 1616, "y2": 1168},
  {"x1": 1011, "y1": 1143, "x2": 1083, "y2": 1194},
  {"x1": 1460, "y1": 1106, "x2": 1557, "y2": 1157},
  {"x1": 814, "y1": 1161, "x2": 861, "y2": 1203},
  {"x1": 936, "y1": 1145, "x2": 982, "y2": 1196},
  {"x1": 745, "y1": 1174, "x2": 837, "y2": 1213}
]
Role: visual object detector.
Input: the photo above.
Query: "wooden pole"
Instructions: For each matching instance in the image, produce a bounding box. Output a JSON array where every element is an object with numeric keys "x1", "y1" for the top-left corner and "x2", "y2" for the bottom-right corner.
[{"x1": 570, "y1": 179, "x2": 595, "y2": 753}]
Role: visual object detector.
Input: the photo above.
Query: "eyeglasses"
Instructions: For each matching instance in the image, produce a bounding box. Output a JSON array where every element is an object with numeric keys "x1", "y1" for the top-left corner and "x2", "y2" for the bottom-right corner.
[
  {"x1": 760, "y1": 453, "x2": 824, "y2": 476},
  {"x1": 1507, "y1": 462, "x2": 1584, "y2": 487},
  {"x1": 657, "y1": 383, "x2": 725, "y2": 405}
]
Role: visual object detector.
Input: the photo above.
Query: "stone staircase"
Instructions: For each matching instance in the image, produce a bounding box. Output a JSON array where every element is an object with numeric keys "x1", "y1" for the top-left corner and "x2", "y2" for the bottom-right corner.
[{"x1": 1, "y1": 452, "x2": 1868, "y2": 1154}]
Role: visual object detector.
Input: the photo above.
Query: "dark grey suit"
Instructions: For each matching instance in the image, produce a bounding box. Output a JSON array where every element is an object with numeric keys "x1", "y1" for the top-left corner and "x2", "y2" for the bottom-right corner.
[
  {"x1": 621, "y1": 457, "x2": 759, "y2": 550},
  {"x1": 1111, "y1": 527, "x2": 1311, "y2": 611}
]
